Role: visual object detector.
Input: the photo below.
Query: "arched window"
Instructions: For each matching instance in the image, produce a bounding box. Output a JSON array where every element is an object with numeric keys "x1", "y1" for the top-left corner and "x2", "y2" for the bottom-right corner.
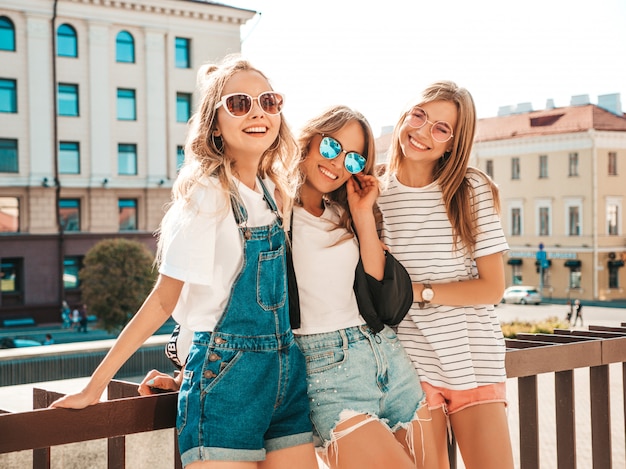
[
  {"x1": 57, "y1": 23, "x2": 77, "y2": 57},
  {"x1": 0, "y1": 16, "x2": 16, "y2": 51},
  {"x1": 116, "y1": 30, "x2": 135, "y2": 63}
]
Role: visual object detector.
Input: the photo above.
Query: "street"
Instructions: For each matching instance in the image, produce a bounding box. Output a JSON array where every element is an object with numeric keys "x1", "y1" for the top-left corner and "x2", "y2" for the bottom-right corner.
[{"x1": 494, "y1": 302, "x2": 625, "y2": 328}]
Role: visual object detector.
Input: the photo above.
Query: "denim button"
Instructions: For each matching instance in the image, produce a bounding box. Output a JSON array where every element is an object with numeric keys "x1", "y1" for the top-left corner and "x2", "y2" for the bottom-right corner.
[
  {"x1": 209, "y1": 353, "x2": 220, "y2": 362},
  {"x1": 203, "y1": 370, "x2": 217, "y2": 379},
  {"x1": 214, "y1": 337, "x2": 227, "y2": 344}
]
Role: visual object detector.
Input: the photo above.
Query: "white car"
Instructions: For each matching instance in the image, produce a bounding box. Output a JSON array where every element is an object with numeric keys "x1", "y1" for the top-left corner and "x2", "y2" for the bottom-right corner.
[{"x1": 502, "y1": 286, "x2": 542, "y2": 305}]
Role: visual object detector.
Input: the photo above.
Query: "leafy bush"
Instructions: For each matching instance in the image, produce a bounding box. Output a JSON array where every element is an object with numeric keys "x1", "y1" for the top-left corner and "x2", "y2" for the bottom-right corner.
[
  {"x1": 500, "y1": 316, "x2": 571, "y2": 338},
  {"x1": 79, "y1": 238, "x2": 157, "y2": 333}
]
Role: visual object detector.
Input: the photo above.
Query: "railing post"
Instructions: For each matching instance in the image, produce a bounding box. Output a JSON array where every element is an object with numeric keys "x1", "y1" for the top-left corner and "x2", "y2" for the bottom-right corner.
[
  {"x1": 554, "y1": 370, "x2": 576, "y2": 469},
  {"x1": 32, "y1": 388, "x2": 63, "y2": 469},
  {"x1": 590, "y1": 365, "x2": 612, "y2": 468},
  {"x1": 518, "y1": 375, "x2": 540, "y2": 469}
]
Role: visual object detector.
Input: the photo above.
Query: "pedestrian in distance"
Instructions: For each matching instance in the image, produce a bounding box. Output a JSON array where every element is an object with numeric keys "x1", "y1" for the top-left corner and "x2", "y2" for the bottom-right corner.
[
  {"x1": 43, "y1": 334, "x2": 55, "y2": 345},
  {"x1": 78, "y1": 304, "x2": 88, "y2": 333},
  {"x1": 51, "y1": 54, "x2": 319, "y2": 469},
  {"x1": 61, "y1": 300, "x2": 72, "y2": 329},
  {"x1": 573, "y1": 299, "x2": 583, "y2": 326},
  {"x1": 377, "y1": 81, "x2": 514, "y2": 469},
  {"x1": 565, "y1": 299, "x2": 573, "y2": 323}
]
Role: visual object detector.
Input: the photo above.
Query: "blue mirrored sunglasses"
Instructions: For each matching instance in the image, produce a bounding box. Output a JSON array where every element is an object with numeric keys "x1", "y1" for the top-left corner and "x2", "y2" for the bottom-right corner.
[{"x1": 319, "y1": 135, "x2": 367, "y2": 174}]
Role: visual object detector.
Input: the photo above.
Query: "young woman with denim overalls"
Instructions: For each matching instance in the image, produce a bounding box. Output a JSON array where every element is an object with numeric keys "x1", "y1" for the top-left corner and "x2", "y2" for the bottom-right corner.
[{"x1": 51, "y1": 55, "x2": 319, "y2": 469}]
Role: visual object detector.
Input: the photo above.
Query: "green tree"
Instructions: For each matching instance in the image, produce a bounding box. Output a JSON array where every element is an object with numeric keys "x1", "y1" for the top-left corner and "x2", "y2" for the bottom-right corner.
[{"x1": 79, "y1": 238, "x2": 157, "y2": 333}]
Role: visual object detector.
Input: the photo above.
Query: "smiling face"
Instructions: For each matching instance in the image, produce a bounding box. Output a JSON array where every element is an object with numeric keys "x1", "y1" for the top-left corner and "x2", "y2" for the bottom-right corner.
[
  {"x1": 300, "y1": 120, "x2": 366, "y2": 201},
  {"x1": 398, "y1": 99, "x2": 457, "y2": 169},
  {"x1": 214, "y1": 70, "x2": 282, "y2": 164}
]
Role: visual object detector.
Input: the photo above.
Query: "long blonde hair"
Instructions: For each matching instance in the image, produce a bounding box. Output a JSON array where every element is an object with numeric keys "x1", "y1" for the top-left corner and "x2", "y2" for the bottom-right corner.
[
  {"x1": 296, "y1": 105, "x2": 377, "y2": 234},
  {"x1": 155, "y1": 54, "x2": 298, "y2": 264},
  {"x1": 386, "y1": 80, "x2": 500, "y2": 250}
]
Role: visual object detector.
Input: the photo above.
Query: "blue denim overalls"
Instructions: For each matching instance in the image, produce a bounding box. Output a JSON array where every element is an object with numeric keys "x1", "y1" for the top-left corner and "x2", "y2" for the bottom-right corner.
[{"x1": 177, "y1": 179, "x2": 313, "y2": 465}]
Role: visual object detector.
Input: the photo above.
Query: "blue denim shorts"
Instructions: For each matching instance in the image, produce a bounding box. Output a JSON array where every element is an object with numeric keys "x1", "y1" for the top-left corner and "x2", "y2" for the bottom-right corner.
[
  {"x1": 177, "y1": 331, "x2": 313, "y2": 465},
  {"x1": 295, "y1": 324, "x2": 426, "y2": 446}
]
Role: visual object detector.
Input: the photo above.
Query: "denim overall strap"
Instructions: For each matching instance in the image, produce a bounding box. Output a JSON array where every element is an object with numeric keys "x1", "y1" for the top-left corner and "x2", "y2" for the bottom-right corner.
[{"x1": 214, "y1": 177, "x2": 290, "y2": 348}]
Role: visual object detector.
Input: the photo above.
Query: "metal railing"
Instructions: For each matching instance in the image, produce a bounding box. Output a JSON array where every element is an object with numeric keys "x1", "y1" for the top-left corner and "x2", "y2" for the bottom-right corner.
[{"x1": 1, "y1": 323, "x2": 625, "y2": 469}]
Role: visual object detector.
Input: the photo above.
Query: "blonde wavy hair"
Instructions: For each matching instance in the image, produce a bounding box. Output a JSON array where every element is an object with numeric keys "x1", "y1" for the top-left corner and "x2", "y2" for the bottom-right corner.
[
  {"x1": 155, "y1": 54, "x2": 299, "y2": 264},
  {"x1": 385, "y1": 80, "x2": 500, "y2": 250},
  {"x1": 296, "y1": 105, "x2": 377, "y2": 235}
]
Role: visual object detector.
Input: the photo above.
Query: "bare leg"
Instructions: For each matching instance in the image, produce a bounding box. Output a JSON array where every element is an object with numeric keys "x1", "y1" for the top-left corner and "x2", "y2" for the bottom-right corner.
[
  {"x1": 393, "y1": 404, "x2": 440, "y2": 468},
  {"x1": 186, "y1": 461, "x2": 257, "y2": 469},
  {"x1": 325, "y1": 414, "x2": 416, "y2": 469},
  {"x1": 449, "y1": 402, "x2": 514, "y2": 469},
  {"x1": 428, "y1": 407, "x2": 451, "y2": 469}
]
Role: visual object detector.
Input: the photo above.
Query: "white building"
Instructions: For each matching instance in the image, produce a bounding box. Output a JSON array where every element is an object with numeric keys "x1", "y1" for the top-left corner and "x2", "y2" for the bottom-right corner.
[{"x1": 0, "y1": 0, "x2": 255, "y2": 323}]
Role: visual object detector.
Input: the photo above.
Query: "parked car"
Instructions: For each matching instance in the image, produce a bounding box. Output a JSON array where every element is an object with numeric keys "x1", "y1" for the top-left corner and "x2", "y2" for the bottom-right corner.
[
  {"x1": 0, "y1": 337, "x2": 42, "y2": 349},
  {"x1": 501, "y1": 286, "x2": 542, "y2": 305}
]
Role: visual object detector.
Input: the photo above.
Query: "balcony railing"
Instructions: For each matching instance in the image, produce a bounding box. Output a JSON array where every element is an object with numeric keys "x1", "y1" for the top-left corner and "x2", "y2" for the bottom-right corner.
[{"x1": 1, "y1": 323, "x2": 625, "y2": 469}]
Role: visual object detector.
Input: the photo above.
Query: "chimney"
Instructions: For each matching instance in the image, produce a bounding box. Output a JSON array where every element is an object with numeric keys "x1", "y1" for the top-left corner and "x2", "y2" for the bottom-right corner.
[
  {"x1": 546, "y1": 98, "x2": 555, "y2": 109},
  {"x1": 597, "y1": 93, "x2": 623, "y2": 116},
  {"x1": 515, "y1": 102, "x2": 533, "y2": 114},
  {"x1": 570, "y1": 94, "x2": 590, "y2": 106},
  {"x1": 498, "y1": 105, "x2": 515, "y2": 116}
]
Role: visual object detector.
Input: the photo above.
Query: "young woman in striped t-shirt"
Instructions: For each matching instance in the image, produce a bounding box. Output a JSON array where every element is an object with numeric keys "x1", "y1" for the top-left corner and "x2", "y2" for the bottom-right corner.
[{"x1": 377, "y1": 81, "x2": 514, "y2": 469}]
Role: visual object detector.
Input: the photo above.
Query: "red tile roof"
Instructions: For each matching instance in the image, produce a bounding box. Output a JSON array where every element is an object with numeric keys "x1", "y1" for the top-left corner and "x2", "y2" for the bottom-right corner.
[{"x1": 475, "y1": 104, "x2": 626, "y2": 142}]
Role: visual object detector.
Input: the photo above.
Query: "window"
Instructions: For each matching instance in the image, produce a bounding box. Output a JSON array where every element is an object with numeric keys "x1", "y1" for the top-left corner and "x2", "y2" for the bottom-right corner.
[
  {"x1": 511, "y1": 157, "x2": 520, "y2": 180},
  {"x1": 177, "y1": 145, "x2": 185, "y2": 171},
  {"x1": 511, "y1": 207, "x2": 521, "y2": 236},
  {"x1": 0, "y1": 16, "x2": 16, "y2": 51},
  {"x1": 119, "y1": 198, "x2": 137, "y2": 231},
  {"x1": 535, "y1": 199, "x2": 552, "y2": 236},
  {"x1": 608, "y1": 151, "x2": 617, "y2": 176},
  {"x1": 117, "y1": 88, "x2": 136, "y2": 120},
  {"x1": 175, "y1": 37, "x2": 190, "y2": 68},
  {"x1": 485, "y1": 160, "x2": 493, "y2": 179},
  {"x1": 116, "y1": 30, "x2": 135, "y2": 63},
  {"x1": 539, "y1": 154, "x2": 548, "y2": 178},
  {"x1": 56, "y1": 23, "x2": 78, "y2": 57},
  {"x1": 63, "y1": 256, "x2": 83, "y2": 289},
  {"x1": 59, "y1": 199, "x2": 80, "y2": 232},
  {"x1": 0, "y1": 138, "x2": 18, "y2": 173},
  {"x1": 58, "y1": 83, "x2": 79, "y2": 116},
  {"x1": 607, "y1": 202, "x2": 620, "y2": 236},
  {"x1": 1, "y1": 258, "x2": 23, "y2": 305},
  {"x1": 568, "y1": 152, "x2": 578, "y2": 176},
  {"x1": 0, "y1": 196, "x2": 19, "y2": 232},
  {"x1": 176, "y1": 92, "x2": 192, "y2": 123},
  {"x1": 568, "y1": 265, "x2": 581, "y2": 289},
  {"x1": 568, "y1": 206, "x2": 580, "y2": 236},
  {"x1": 59, "y1": 141, "x2": 80, "y2": 174},
  {"x1": 118, "y1": 143, "x2": 137, "y2": 175},
  {"x1": 0, "y1": 78, "x2": 17, "y2": 113},
  {"x1": 539, "y1": 207, "x2": 550, "y2": 236}
]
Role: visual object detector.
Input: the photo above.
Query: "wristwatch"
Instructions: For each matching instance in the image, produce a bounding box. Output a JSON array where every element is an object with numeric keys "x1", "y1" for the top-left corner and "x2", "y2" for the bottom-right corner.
[{"x1": 419, "y1": 283, "x2": 434, "y2": 309}]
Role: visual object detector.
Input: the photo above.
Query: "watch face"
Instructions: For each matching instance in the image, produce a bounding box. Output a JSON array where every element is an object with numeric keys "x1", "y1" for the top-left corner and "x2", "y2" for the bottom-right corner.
[{"x1": 422, "y1": 288, "x2": 434, "y2": 302}]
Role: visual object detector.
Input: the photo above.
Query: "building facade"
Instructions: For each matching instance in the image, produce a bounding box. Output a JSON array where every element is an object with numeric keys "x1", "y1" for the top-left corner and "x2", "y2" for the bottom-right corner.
[
  {"x1": 472, "y1": 96, "x2": 626, "y2": 302},
  {"x1": 0, "y1": 0, "x2": 255, "y2": 323}
]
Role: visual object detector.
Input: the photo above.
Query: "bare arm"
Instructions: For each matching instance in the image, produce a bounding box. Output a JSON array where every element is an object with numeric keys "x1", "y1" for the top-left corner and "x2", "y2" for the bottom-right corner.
[
  {"x1": 413, "y1": 252, "x2": 506, "y2": 306},
  {"x1": 347, "y1": 174, "x2": 385, "y2": 280},
  {"x1": 50, "y1": 274, "x2": 183, "y2": 408}
]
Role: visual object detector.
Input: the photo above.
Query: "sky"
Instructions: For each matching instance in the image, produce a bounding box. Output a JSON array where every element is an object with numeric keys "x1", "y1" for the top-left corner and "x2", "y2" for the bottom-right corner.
[{"x1": 221, "y1": 0, "x2": 626, "y2": 137}]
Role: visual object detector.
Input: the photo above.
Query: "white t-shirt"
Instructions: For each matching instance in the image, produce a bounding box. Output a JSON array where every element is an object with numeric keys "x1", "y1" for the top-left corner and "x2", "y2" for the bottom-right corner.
[
  {"x1": 377, "y1": 168, "x2": 509, "y2": 390},
  {"x1": 159, "y1": 177, "x2": 278, "y2": 331},
  {"x1": 291, "y1": 205, "x2": 365, "y2": 335}
]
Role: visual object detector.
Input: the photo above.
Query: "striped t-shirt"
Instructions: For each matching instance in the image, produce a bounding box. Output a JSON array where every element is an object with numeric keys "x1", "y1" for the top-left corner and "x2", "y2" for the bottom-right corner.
[{"x1": 378, "y1": 168, "x2": 509, "y2": 390}]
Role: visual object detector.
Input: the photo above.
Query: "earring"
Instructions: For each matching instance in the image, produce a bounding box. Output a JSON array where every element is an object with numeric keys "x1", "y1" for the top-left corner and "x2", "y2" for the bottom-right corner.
[
  {"x1": 211, "y1": 133, "x2": 224, "y2": 153},
  {"x1": 442, "y1": 151, "x2": 452, "y2": 159}
]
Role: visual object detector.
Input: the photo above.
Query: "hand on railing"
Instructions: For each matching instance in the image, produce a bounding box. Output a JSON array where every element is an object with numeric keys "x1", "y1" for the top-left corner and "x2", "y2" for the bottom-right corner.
[{"x1": 138, "y1": 368, "x2": 182, "y2": 395}]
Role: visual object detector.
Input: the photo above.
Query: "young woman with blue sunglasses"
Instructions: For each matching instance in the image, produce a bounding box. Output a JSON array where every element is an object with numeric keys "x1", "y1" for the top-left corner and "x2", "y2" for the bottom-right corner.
[
  {"x1": 51, "y1": 55, "x2": 319, "y2": 469},
  {"x1": 141, "y1": 105, "x2": 438, "y2": 469},
  {"x1": 378, "y1": 81, "x2": 514, "y2": 469}
]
